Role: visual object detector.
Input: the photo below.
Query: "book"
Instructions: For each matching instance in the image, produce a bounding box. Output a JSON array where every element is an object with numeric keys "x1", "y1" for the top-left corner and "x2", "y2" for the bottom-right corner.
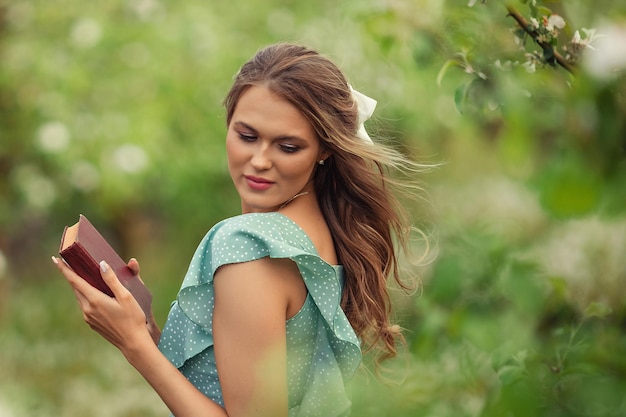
[{"x1": 59, "y1": 214, "x2": 152, "y2": 318}]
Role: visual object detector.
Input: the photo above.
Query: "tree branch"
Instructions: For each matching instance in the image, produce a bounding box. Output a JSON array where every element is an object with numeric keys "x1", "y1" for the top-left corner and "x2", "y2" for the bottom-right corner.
[{"x1": 505, "y1": 4, "x2": 576, "y2": 74}]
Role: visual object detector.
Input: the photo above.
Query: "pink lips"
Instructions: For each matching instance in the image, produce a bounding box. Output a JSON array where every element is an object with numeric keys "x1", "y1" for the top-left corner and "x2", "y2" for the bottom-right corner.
[{"x1": 245, "y1": 175, "x2": 274, "y2": 191}]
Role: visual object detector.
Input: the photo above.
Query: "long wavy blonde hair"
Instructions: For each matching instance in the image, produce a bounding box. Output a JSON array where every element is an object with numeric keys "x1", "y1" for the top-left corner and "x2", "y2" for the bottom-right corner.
[{"x1": 224, "y1": 43, "x2": 423, "y2": 362}]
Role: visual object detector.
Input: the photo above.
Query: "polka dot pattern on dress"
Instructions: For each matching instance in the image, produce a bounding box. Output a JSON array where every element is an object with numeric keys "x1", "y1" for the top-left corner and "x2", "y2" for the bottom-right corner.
[{"x1": 158, "y1": 212, "x2": 361, "y2": 417}]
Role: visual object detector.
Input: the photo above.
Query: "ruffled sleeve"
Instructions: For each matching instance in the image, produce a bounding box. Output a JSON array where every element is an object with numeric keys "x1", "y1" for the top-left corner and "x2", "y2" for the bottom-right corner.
[{"x1": 158, "y1": 212, "x2": 361, "y2": 413}]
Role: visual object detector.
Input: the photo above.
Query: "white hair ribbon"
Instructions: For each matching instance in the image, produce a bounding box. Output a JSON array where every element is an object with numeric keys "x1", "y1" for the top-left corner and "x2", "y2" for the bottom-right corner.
[{"x1": 350, "y1": 86, "x2": 377, "y2": 144}]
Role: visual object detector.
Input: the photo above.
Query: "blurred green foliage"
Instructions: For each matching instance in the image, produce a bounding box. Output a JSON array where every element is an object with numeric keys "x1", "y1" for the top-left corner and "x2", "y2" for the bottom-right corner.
[{"x1": 1, "y1": 0, "x2": 625, "y2": 416}]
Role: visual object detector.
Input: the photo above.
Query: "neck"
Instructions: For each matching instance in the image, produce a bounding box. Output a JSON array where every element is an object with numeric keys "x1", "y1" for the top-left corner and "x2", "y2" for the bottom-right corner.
[{"x1": 279, "y1": 191, "x2": 309, "y2": 210}]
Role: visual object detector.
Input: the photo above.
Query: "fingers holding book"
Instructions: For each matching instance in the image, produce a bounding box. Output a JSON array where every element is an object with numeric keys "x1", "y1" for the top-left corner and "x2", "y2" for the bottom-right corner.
[
  {"x1": 56, "y1": 214, "x2": 153, "y2": 317},
  {"x1": 51, "y1": 255, "x2": 135, "y2": 316},
  {"x1": 52, "y1": 255, "x2": 105, "y2": 303},
  {"x1": 99, "y1": 260, "x2": 129, "y2": 296},
  {"x1": 127, "y1": 257, "x2": 141, "y2": 277},
  {"x1": 52, "y1": 256, "x2": 151, "y2": 351},
  {"x1": 52, "y1": 255, "x2": 119, "y2": 327}
]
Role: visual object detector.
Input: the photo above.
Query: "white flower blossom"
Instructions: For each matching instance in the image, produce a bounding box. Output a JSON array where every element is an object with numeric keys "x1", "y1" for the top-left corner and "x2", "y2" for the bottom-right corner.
[
  {"x1": 530, "y1": 17, "x2": 540, "y2": 29},
  {"x1": 572, "y1": 28, "x2": 599, "y2": 50},
  {"x1": 523, "y1": 60, "x2": 536, "y2": 73},
  {"x1": 583, "y1": 22, "x2": 626, "y2": 80},
  {"x1": 495, "y1": 60, "x2": 510, "y2": 71},
  {"x1": 547, "y1": 14, "x2": 566, "y2": 31}
]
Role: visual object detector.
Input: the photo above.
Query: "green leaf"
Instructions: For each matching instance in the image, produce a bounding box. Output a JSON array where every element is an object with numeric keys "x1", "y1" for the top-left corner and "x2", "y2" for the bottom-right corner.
[
  {"x1": 529, "y1": 3, "x2": 539, "y2": 17},
  {"x1": 453, "y1": 79, "x2": 477, "y2": 114},
  {"x1": 498, "y1": 364, "x2": 526, "y2": 385},
  {"x1": 537, "y1": 6, "x2": 554, "y2": 16},
  {"x1": 454, "y1": 84, "x2": 466, "y2": 114},
  {"x1": 584, "y1": 302, "x2": 612, "y2": 319},
  {"x1": 436, "y1": 59, "x2": 459, "y2": 87}
]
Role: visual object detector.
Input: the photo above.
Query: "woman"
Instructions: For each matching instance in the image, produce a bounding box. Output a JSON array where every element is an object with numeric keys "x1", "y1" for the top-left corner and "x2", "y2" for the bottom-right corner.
[{"x1": 52, "y1": 42, "x2": 418, "y2": 417}]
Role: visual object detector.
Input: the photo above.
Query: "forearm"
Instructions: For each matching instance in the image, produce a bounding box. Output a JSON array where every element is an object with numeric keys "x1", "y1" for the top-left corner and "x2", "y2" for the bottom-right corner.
[{"x1": 123, "y1": 335, "x2": 228, "y2": 417}]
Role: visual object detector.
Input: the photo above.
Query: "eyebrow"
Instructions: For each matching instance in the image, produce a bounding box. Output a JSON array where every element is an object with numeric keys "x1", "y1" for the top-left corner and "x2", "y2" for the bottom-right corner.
[
  {"x1": 232, "y1": 121, "x2": 308, "y2": 142},
  {"x1": 233, "y1": 121, "x2": 258, "y2": 133}
]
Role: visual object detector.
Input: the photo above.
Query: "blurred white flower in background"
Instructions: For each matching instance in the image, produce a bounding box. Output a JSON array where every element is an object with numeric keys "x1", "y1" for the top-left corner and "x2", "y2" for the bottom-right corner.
[
  {"x1": 522, "y1": 58, "x2": 537, "y2": 73},
  {"x1": 70, "y1": 17, "x2": 103, "y2": 49},
  {"x1": 434, "y1": 177, "x2": 546, "y2": 243},
  {"x1": 583, "y1": 21, "x2": 626, "y2": 80},
  {"x1": 70, "y1": 161, "x2": 101, "y2": 192},
  {"x1": 12, "y1": 165, "x2": 57, "y2": 210},
  {"x1": 129, "y1": 0, "x2": 165, "y2": 21},
  {"x1": 112, "y1": 144, "x2": 149, "y2": 174},
  {"x1": 36, "y1": 121, "x2": 70, "y2": 153},
  {"x1": 531, "y1": 217, "x2": 626, "y2": 313}
]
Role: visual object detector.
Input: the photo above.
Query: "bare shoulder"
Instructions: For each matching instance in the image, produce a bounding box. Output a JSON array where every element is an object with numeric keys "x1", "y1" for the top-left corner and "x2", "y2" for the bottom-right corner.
[
  {"x1": 214, "y1": 257, "x2": 306, "y2": 319},
  {"x1": 280, "y1": 206, "x2": 338, "y2": 265}
]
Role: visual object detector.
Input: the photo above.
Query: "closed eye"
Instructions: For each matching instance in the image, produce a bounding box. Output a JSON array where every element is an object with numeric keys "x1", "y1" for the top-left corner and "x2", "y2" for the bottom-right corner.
[
  {"x1": 238, "y1": 132, "x2": 257, "y2": 142},
  {"x1": 279, "y1": 144, "x2": 300, "y2": 153}
]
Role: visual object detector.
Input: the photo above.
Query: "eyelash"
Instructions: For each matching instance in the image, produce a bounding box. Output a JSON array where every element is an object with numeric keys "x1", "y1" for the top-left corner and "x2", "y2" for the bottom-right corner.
[
  {"x1": 237, "y1": 133, "x2": 300, "y2": 154},
  {"x1": 238, "y1": 133, "x2": 257, "y2": 142},
  {"x1": 279, "y1": 144, "x2": 300, "y2": 154}
]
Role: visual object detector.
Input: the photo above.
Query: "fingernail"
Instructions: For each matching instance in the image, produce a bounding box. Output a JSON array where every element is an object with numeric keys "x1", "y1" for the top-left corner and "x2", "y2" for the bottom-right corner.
[
  {"x1": 51, "y1": 256, "x2": 59, "y2": 264},
  {"x1": 99, "y1": 260, "x2": 109, "y2": 273}
]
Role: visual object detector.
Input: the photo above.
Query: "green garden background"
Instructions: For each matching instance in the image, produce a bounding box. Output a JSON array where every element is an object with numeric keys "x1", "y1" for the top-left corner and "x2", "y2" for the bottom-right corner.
[{"x1": 1, "y1": 0, "x2": 625, "y2": 416}]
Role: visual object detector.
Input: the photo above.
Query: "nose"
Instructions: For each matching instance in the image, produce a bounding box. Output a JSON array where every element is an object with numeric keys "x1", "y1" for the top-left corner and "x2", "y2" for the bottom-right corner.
[{"x1": 250, "y1": 145, "x2": 272, "y2": 171}]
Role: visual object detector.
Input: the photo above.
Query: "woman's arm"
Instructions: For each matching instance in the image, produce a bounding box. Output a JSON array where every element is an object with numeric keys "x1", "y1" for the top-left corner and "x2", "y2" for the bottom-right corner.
[
  {"x1": 52, "y1": 257, "x2": 228, "y2": 417},
  {"x1": 213, "y1": 257, "x2": 305, "y2": 417}
]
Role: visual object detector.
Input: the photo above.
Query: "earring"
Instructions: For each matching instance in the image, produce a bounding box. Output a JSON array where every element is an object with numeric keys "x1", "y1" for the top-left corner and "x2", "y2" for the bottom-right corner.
[{"x1": 318, "y1": 159, "x2": 325, "y2": 165}]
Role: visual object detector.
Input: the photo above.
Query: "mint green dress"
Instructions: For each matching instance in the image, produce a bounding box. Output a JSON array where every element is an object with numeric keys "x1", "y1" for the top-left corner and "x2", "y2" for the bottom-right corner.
[{"x1": 158, "y1": 212, "x2": 362, "y2": 417}]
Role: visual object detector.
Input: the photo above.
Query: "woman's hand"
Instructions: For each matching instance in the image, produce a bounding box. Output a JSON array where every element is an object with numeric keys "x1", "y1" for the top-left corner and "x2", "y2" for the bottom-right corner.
[
  {"x1": 53, "y1": 256, "x2": 228, "y2": 416},
  {"x1": 52, "y1": 256, "x2": 153, "y2": 355},
  {"x1": 127, "y1": 257, "x2": 162, "y2": 344}
]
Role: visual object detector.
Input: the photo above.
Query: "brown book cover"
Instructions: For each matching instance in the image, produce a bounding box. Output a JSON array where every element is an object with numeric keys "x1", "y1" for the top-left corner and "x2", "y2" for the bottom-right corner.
[{"x1": 59, "y1": 214, "x2": 152, "y2": 318}]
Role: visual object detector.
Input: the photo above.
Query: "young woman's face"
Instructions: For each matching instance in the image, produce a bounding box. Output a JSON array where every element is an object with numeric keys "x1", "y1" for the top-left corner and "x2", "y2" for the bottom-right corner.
[{"x1": 226, "y1": 85, "x2": 325, "y2": 213}]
